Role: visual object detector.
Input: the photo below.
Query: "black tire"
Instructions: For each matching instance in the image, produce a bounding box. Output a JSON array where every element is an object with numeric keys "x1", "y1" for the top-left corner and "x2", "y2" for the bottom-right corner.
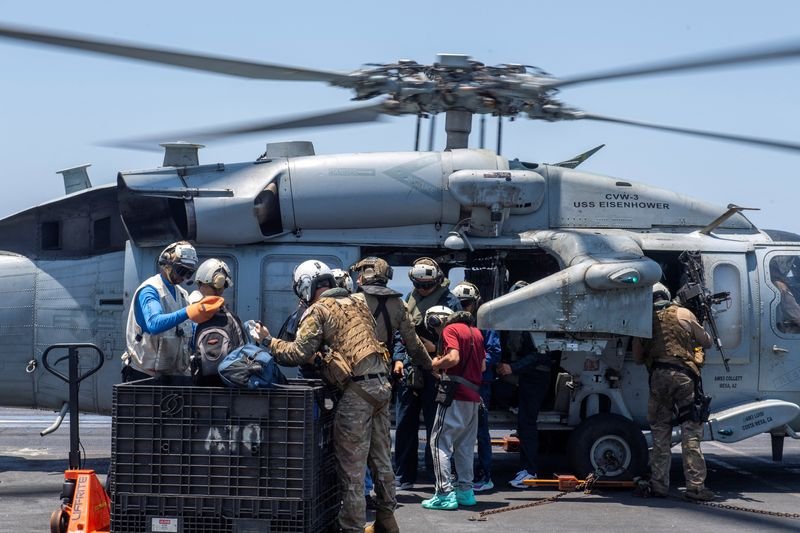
[
  {"x1": 567, "y1": 413, "x2": 648, "y2": 480},
  {"x1": 50, "y1": 509, "x2": 68, "y2": 533}
]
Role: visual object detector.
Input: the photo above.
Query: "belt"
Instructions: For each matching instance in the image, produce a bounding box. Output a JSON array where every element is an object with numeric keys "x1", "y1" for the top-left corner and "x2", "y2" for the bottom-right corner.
[
  {"x1": 651, "y1": 361, "x2": 698, "y2": 380},
  {"x1": 351, "y1": 372, "x2": 387, "y2": 382}
]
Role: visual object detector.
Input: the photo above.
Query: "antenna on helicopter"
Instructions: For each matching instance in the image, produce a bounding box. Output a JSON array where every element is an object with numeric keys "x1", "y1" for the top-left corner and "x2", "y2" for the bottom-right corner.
[
  {"x1": 479, "y1": 116, "x2": 486, "y2": 149},
  {"x1": 699, "y1": 204, "x2": 760, "y2": 235},
  {"x1": 56, "y1": 164, "x2": 92, "y2": 195},
  {"x1": 160, "y1": 142, "x2": 204, "y2": 167}
]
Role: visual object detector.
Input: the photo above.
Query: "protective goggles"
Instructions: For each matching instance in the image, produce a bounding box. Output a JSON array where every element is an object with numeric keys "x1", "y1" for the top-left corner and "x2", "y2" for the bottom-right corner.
[
  {"x1": 173, "y1": 264, "x2": 196, "y2": 279},
  {"x1": 412, "y1": 279, "x2": 439, "y2": 290}
]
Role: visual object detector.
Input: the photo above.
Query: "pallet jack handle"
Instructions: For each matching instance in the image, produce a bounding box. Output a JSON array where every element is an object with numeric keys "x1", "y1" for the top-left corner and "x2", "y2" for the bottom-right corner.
[{"x1": 41, "y1": 344, "x2": 104, "y2": 470}]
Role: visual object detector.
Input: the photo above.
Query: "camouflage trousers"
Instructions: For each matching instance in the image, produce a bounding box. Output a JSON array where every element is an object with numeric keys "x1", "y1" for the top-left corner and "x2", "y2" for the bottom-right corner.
[
  {"x1": 647, "y1": 367, "x2": 707, "y2": 492},
  {"x1": 334, "y1": 375, "x2": 396, "y2": 532}
]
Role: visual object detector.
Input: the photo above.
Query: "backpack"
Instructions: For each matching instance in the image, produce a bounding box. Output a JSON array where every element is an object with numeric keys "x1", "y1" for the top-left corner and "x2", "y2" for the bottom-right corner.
[
  {"x1": 191, "y1": 326, "x2": 234, "y2": 386},
  {"x1": 190, "y1": 307, "x2": 247, "y2": 386},
  {"x1": 217, "y1": 343, "x2": 287, "y2": 389}
]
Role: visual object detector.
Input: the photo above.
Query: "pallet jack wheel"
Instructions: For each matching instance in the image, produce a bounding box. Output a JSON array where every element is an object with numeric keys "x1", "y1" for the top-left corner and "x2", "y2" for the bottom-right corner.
[{"x1": 50, "y1": 509, "x2": 68, "y2": 533}]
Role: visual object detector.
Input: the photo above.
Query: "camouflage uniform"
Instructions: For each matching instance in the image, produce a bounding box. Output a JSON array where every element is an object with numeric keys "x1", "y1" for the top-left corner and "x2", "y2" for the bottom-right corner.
[
  {"x1": 268, "y1": 288, "x2": 398, "y2": 533},
  {"x1": 353, "y1": 286, "x2": 432, "y2": 369},
  {"x1": 637, "y1": 304, "x2": 712, "y2": 496}
]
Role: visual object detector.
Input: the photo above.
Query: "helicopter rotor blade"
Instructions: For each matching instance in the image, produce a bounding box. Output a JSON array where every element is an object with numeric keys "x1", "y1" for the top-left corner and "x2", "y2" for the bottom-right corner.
[
  {"x1": 574, "y1": 111, "x2": 800, "y2": 153},
  {"x1": 104, "y1": 103, "x2": 389, "y2": 151},
  {"x1": 544, "y1": 40, "x2": 800, "y2": 89},
  {"x1": 0, "y1": 23, "x2": 355, "y2": 85}
]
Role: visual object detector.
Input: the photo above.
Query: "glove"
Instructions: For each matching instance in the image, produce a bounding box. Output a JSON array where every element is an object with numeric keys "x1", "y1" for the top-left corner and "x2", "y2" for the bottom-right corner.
[{"x1": 186, "y1": 296, "x2": 224, "y2": 324}]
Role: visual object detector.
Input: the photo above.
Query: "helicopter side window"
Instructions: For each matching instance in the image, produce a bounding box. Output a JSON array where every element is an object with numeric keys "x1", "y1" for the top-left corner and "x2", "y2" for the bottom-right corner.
[
  {"x1": 712, "y1": 263, "x2": 742, "y2": 349},
  {"x1": 388, "y1": 266, "x2": 413, "y2": 298},
  {"x1": 768, "y1": 255, "x2": 800, "y2": 334}
]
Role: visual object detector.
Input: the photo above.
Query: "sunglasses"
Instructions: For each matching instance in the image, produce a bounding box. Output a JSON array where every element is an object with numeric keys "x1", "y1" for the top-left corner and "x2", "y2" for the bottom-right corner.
[
  {"x1": 173, "y1": 265, "x2": 196, "y2": 279},
  {"x1": 412, "y1": 280, "x2": 438, "y2": 290}
]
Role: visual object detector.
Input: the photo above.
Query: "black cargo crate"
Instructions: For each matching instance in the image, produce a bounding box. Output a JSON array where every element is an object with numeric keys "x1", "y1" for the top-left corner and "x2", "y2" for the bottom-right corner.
[
  {"x1": 110, "y1": 377, "x2": 336, "y2": 501},
  {"x1": 111, "y1": 488, "x2": 340, "y2": 533}
]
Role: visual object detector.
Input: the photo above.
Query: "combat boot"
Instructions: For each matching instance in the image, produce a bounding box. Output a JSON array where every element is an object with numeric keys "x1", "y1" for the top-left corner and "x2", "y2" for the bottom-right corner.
[
  {"x1": 684, "y1": 486, "x2": 715, "y2": 501},
  {"x1": 373, "y1": 509, "x2": 400, "y2": 533}
]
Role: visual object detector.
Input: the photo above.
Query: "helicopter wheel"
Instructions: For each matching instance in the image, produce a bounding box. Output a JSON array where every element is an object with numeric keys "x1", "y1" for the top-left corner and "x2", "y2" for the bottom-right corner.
[
  {"x1": 50, "y1": 508, "x2": 69, "y2": 533},
  {"x1": 567, "y1": 413, "x2": 648, "y2": 480}
]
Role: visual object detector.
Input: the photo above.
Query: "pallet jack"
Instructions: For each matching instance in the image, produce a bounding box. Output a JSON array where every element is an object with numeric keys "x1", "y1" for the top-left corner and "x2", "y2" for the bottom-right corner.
[{"x1": 40, "y1": 343, "x2": 111, "y2": 533}]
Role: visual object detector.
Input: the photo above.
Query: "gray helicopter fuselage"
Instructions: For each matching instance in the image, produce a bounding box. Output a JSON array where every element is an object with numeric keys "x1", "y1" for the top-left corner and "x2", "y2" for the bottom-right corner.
[{"x1": 1, "y1": 148, "x2": 797, "y2": 446}]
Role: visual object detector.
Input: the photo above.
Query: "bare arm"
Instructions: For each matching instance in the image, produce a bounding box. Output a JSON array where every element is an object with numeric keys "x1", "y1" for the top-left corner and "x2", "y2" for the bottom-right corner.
[
  {"x1": 432, "y1": 348, "x2": 460, "y2": 371},
  {"x1": 776, "y1": 279, "x2": 800, "y2": 326}
]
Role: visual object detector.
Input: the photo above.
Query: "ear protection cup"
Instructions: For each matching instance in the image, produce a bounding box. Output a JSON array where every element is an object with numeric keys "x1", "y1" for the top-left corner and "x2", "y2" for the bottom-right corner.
[
  {"x1": 211, "y1": 271, "x2": 228, "y2": 290},
  {"x1": 426, "y1": 314, "x2": 443, "y2": 330}
]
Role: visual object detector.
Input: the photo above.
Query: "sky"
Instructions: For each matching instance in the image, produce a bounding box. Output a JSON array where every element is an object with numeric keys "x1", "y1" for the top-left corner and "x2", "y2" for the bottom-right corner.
[{"x1": 0, "y1": 1, "x2": 798, "y2": 233}]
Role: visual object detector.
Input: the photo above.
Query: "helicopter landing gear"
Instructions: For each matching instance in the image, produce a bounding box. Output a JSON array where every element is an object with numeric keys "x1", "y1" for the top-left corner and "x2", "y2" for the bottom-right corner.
[{"x1": 567, "y1": 413, "x2": 648, "y2": 480}]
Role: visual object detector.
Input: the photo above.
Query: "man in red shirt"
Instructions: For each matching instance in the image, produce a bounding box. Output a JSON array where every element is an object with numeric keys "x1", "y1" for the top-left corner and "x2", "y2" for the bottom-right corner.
[{"x1": 421, "y1": 306, "x2": 486, "y2": 511}]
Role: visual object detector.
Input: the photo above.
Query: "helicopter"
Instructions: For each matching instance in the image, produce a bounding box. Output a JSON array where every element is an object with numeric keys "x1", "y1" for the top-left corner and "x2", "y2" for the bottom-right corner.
[{"x1": 1, "y1": 22, "x2": 800, "y2": 480}]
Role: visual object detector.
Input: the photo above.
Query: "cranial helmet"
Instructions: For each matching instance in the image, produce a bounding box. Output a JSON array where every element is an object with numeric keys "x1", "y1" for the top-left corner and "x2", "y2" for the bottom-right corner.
[
  {"x1": 408, "y1": 257, "x2": 443, "y2": 290},
  {"x1": 351, "y1": 256, "x2": 394, "y2": 285},
  {"x1": 331, "y1": 268, "x2": 354, "y2": 293},
  {"x1": 425, "y1": 305, "x2": 454, "y2": 331},
  {"x1": 453, "y1": 281, "x2": 481, "y2": 306},
  {"x1": 194, "y1": 258, "x2": 233, "y2": 290},
  {"x1": 158, "y1": 241, "x2": 198, "y2": 279},
  {"x1": 652, "y1": 282, "x2": 671, "y2": 305},
  {"x1": 293, "y1": 260, "x2": 335, "y2": 304}
]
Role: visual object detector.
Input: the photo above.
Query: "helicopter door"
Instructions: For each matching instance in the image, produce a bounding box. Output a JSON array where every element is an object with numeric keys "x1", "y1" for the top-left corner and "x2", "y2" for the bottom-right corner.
[
  {"x1": 259, "y1": 245, "x2": 361, "y2": 334},
  {"x1": 699, "y1": 252, "x2": 755, "y2": 400},
  {"x1": 757, "y1": 248, "x2": 800, "y2": 392}
]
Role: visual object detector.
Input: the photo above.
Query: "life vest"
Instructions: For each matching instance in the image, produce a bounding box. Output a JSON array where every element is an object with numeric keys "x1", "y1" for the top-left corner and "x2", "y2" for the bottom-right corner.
[{"x1": 124, "y1": 274, "x2": 192, "y2": 376}]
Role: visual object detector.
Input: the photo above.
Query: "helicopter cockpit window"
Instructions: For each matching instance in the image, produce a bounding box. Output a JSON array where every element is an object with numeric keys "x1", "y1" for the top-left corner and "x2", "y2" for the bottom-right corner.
[{"x1": 769, "y1": 255, "x2": 800, "y2": 334}]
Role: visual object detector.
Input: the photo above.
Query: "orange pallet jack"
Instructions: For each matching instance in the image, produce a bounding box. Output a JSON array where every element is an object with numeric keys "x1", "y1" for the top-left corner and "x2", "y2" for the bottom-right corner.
[
  {"x1": 491, "y1": 435, "x2": 521, "y2": 452},
  {"x1": 522, "y1": 474, "x2": 635, "y2": 490},
  {"x1": 41, "y1": 344, "x2": 111, "y2": 533}
]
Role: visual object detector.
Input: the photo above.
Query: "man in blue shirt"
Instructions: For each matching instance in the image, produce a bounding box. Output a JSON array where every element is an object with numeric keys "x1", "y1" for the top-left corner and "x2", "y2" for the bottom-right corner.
[{"x1": 122, "y1": 241, "x2": 222, "y2": 381}]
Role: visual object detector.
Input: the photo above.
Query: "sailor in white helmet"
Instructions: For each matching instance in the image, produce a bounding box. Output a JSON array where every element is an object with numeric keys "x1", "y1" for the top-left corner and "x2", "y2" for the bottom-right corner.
[{"x1": 188, "y1": 258, "x2": 247, "y2": 386}]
